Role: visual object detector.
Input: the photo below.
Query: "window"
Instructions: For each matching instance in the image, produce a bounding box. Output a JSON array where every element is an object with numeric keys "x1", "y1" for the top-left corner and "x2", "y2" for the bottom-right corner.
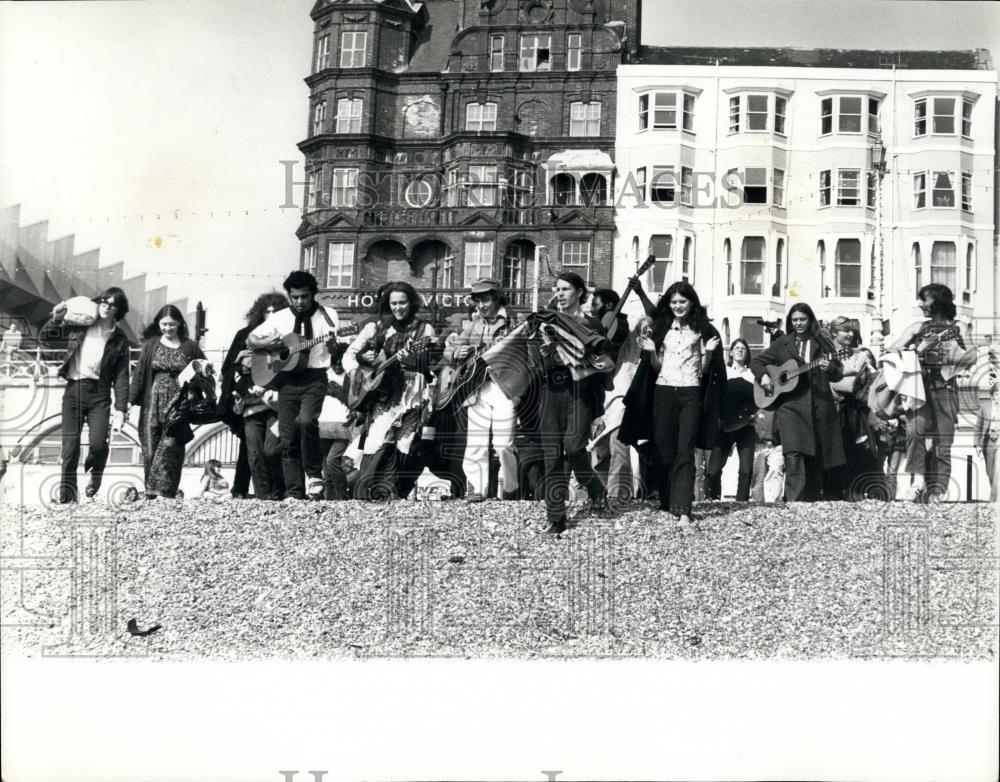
[
  {"x1": 680, "y1": 167, "x2": 693, "y2": 206},
  {"x1": 654, "y1": 93, "x2": 678, "y2": 129},
  {"x1": 914, "y1": 173, "x2": 926, "y2": 209},
  {"x1": 683, "y1": 94, "x2": 695, "y2": 131},
  {"x1": 551, "y1": 174, "x2": 575, "y2": 206},
  {"x1": 961, "y1": 172, "x2": 972, "y2": 212},
  {"x1": 308, "y1": 171, "x2": 320, "y2": 209},
  {"x1": 724, "y1": 239, "x2": 733, "y2": 295},
  {"x1": 930, "y1": 241, "x2": 956, "y2": 289},
  {"x1": 335, "y1": 98, "x2": 362, "y2": 133},
  {"x1": 649, "y1": 235, "x2": 672, "y2": 290},
  {"x1": 466, "y1": 102, "x2": 498, "y2": 131},
  {"x1": 567, "y1": 34, "x2": 581, "y2": 71},
  {"x1": 932, "y1": 171, "x2": 955, "y2": 207},
  {"x1": 774, "y1": 96, "x2": 787, "y2": 135},
  {"x1": 561, "y1": 241, "x2": 591, "y2": 278},
  {"x1": 682, "y1": 237, "x2": 693, "y2": 283},
  {"x1": 650, "y1": 167, "x2": 675, "y2": 204},
  {"x1": 304, "y1": 245, "x2": 317, "y2": 276},
  {"x1": 867, "y1": 173, "x2": 876, "y2": 208},
  {"x1": 503, "y1": 243, "x2": 527, "y2": 288},
  {"x1": 340, "y1": 31, "x2": 367, "y2": 68},
  {"x1": 728, "y1": 93, "x2": 788, "y2": 134},
  {"x1": 579, "y1": 173, "x2": 607, "y2": 207},
  {"x1": 962, "y1": 99, "x2": 973, "y2": 137},
  {"x1": 835, "y1": 238, "x2": 862, "y2": 297},
  {"x1": 331, "y1": 168, "x2": 358, "y2": 207},
  {"x1": 839, "y1": 96, "x2": 862, "y2": 133},
  {"x1": 315, "y1": 35, "x2": 330, "y2": 72},
  {"x1": 446, "y1": 169, "x2": 459, "y2": 207},
  {"x1": 729, "y1": 96, "x2": 740, "y2": 133},
  {"x1": 638, "y1": 94, "x2": 650, "y2": 131},
  {"x1": 742, "y1": 167, "x2": 767, "y2": 204},
  {"x1": 914, "y1": 98, "x2": 927, "y2": 136},
  {"x1": 463, "y1": 241, "x2": 494, "y2": 284},
  {"x1": 467, "y1": 164, "x2": 498, "y2": 207},
  {"x1": 569, "y1": 101, "x2": 601, "y2": 137},
  {"x1": 773, "y1": 238, "x2": 784, "y2": 296},
  {"x1": 868, "y1": 98, "x2": 880, "y2": 134},
  {"x1": 326, "y1": 242, "x2": 354, "y2": 289},
  {"x1": 519, "y1": 35, "x2": 551, "y2": 71},
  {"x1": 312, "y1": 101, "x2": 327, "y2": 135},
  {"x1": 747, "y1": 95, "x2": 768, "y2": 131},
  {"x1": 932, "y1": 97, "x2": 955, "y2": 134},
  {"x1": 630, "y1": 237, "x2": 639, "y2": 263},
  {"x1": 440, "y1": 253, "x2": 454, "y2": 289},
  {"x1": 490, "y1": 35, "x2": 504, "y2": 72},
  {"x1": 740, "y1": 317, "x2": 766, "y2": 352},
  {"x1": 773, "y1": 169, "x2": 784, "y2": 207},
  {"x1": 837, "y1": 169, "x2": 860, "y2": 206},
  {"x1": 821, "y1": 95, "x2": 878, "y2": 135},
  {"x1": 912, "y1": 243, "x2": 923, "y2": 293},
  {"x1": 819, "y1": 170, "x2": 831, "y2": 206},
  {"x1": 740, "y1": 237, "x2": 765, "y2": 294},
  {"x1": 635, "y1": 167, "x2": 646, "y2": 204},
  {"x1": 508, "y1": 170, "x2": 532, "y2": 208},
  {"x1": 965, "y1": 244, "x2": 975, "y2": 291}
]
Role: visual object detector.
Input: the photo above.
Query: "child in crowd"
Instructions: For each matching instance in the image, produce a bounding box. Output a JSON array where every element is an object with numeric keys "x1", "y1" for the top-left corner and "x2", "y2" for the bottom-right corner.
[{"x1": 196, "y1": 459, "x2": 231, "y2": 501}]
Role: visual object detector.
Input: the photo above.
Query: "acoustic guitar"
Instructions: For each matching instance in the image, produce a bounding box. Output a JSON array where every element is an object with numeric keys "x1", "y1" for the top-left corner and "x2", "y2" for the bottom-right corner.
[
  {"x1": 250, "y1": 323, "x2": 358, "y2": 388},
  {"x1": 433, "y1": 343, "x2": 490, "y2": 411},
  {"x1": 753, "y1": 347, "x2": 853, "y2": 410},
  {"x1": 601, "y1": 254, "x2": 658, "y2": 343},
  {"x1": 345, "y1": 336, "x2": 433, "y2": 412}
]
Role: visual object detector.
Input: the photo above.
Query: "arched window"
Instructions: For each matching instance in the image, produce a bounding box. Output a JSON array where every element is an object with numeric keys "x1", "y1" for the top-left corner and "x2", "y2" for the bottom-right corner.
[
  {"x1": 682, "y1": 236, "x2": 693, "y2": 283},
  {"x1": 631, "y1": 237, "x2": 639, "y2": 263},
  {"x1": 818, "y1": 240, "x2": 827, "y2": 297},
  {"x1": 965, "y1": 244, "x2": 975, "y2": 293},
  {"x1": 650, "y1": 234, "x2": 673, "y2": 291},
  {"x1": 724, "y1": 239, "x2": 733, "y2": 295},
  {"x1": 551, "y1": 174, "x2": 576, "y2": 206},
  {"x1": 912, "y1": 242, "x2": 923, "y2": 294},
  {"x1": 579, "y1": 173, "x2": 607, "y2": 206},
  {"x1": 930, "y1": 241, "x2": 957, "y2": 290},
  {"x1": 740, "y1": 237, "x2": 765, "y2": 295},
  {"x1": 835, "y1": 238, "x2": 862, "y2": 297},
  {"x1": 773, "y1": 238, "x2": 784, "y2": 296}
]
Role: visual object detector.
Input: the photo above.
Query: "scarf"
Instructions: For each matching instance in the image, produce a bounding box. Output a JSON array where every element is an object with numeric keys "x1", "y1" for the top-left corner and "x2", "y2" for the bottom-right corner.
[{"x1": 293, "y1": 302, "x2": 319, "y2": 339}]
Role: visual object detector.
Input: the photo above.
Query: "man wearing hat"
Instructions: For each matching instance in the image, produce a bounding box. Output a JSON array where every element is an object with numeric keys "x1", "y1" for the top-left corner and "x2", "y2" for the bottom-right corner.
[{"x1": 444, "y1": 278, "x2": 519, "y2": 501}]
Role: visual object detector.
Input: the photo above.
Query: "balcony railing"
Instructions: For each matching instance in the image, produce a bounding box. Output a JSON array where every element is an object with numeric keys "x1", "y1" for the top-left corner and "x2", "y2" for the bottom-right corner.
[{"x1": 355, "y1": 205, "x2": 613, "y2": 229}]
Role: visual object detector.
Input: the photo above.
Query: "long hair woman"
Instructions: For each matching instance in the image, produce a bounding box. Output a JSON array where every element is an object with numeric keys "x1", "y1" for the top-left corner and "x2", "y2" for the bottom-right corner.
[
  {"x1": 620, "y1": 281, "x2": 725, "y2": 527},
  {"x1": 826, "y1": 317, "x2": 885, "y2": 500},
  {"x1": 129, "y1": 305, "x2": 206, "y2": 499},
  {"x1": 749, "y1": 302, "x2": 845, "y2": 502},
  {"x1": 888, "y1": 283, "x2": 967, "y2": 501},
  {"x1": 219, "y1": 291, "x2": 288, "y2": 500},
  {"x1": 705, "y1": 338, "x2": 757, "y2": 502},
  {"x1": 343, "y1": 281, "x2": 437, "y2": 500}
]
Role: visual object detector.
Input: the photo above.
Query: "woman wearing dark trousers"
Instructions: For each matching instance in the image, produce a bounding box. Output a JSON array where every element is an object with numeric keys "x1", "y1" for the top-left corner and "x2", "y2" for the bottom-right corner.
[
  {"x1": 620, "y1": 281, "x2": 725, "y2": 527},
  {"x1": 705, "y1": 338, "x2": 757, "y2": 501},
  {"x1": 749, "y1": 303, "x2": 844, "y2": 502}
]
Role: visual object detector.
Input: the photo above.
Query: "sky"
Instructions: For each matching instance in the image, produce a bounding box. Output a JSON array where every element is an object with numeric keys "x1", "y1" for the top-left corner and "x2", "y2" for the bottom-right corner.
[{"x1": 1, "y1": 0, "x2": 998, "y2": 351}]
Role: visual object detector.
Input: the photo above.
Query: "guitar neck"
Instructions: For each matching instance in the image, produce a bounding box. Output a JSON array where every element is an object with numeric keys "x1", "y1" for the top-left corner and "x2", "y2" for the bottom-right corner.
[{"x1": 787, "y1": 349, "x2": 842, "y2": 379}]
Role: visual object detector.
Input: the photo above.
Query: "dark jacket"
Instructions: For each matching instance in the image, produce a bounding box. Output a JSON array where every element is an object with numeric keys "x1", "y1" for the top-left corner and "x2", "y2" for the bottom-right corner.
[
  {"x1": 619, "y1": 321, "x2": 727, "y2": 450},
  {"x1": 748, "y1": 333, "x2": 845, "y2": 465},
  {"x1": 129, "y1": 337, "x2": 206, "y2": 409},
  {"x1": 218, "y1": 325, "x2": 253, "y2": 432},
  {"x1": 720, "y1": 375, "x2": 757, "y2": 433},
  {"x1": 42, "y1": 316, "x2": 131, "y2": 412}
]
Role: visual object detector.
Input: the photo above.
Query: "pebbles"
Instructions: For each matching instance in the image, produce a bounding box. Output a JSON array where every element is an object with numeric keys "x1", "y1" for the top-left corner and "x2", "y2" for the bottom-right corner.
[{"x1": 1, "y1": 498, "x2": 995, "y2": 660}]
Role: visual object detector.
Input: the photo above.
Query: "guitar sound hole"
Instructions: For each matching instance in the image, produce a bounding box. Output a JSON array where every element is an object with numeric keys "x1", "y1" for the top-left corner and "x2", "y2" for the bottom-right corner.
[
  {"x1": 278, "y1": 348, "x2": 290, "y2": 361},
  {"x1": 778, "y1": 374, "x2": 787, "y2": 384}
]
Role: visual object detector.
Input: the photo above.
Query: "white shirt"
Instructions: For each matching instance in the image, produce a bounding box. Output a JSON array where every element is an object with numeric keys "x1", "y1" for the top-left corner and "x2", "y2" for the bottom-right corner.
[
  {"x1": 727, "y1": 364, "x2": 754, "y2": 383},
  {"x1": 249, "y1": 305, "x2": 340, "y2": 370},
  {"x1": 68, "y1": 322, "x2": 113, "y2": 380}
]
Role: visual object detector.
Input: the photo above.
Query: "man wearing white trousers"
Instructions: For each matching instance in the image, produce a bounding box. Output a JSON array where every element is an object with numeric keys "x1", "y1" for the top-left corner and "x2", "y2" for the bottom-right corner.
[{"x1": 445, "y1": 278, "x2": 519, "y2": 502}]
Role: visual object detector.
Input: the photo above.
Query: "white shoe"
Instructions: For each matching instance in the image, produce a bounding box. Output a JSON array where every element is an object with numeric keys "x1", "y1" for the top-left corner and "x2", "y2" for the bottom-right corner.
[
  {"x1": 306, "y1": 478, "x2": 324, "y2": 498},
  {"x1": 902, "y1": 483, "x2": 925, "y2": 502}
]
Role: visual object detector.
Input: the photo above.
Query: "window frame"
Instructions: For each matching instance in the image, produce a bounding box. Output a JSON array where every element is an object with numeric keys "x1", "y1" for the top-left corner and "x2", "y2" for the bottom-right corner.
[
  {"x1": 727, "y1": 91, "x2": 790, "y2": 135},
  {"x1": 519, "y1": 34, "x2": 551, "y2": 72},
  {"x1": 304, "y1": 244, "x2": 318, "y2": 276},
  {"x1": 465, "y1": 102, "x2": 499, "y2": 132},
  {"x1": 836, "y1": 169, "x2": 861, "y2": 207},
  {"x1": 489, "y1": 35, "x2": 505, "y2": 72},
  {"x1": 649, "y1": 234, "x2": 673, "y2": 290},
  {"x1": 569, "y1": 101, "x2": 601, "y2": 137},
  {"x1": 930, "y1": 170, "x2": 955, "y2": 209},
  {"x1": 335, "y1": 97, "x2": 363, "y2": 133},
  {"x1": 560, "y1": 240, "x2": 592, "y2": 279},
  {"x1": 819, "y1": 94, "x2": 879, "y2": 136},
  {"x1": 635, "y1": 166, "x2": 647, "y2": 204},
  {"x1": 819, "y1": 169, "x2": 832, "y2": 207},
  {"x1": 834, "y1": 238, "x2": 863, "y2": 298},
  {"x1": 913, "y1": 93, "x2": 977, "y2": 138},
  {"x1": 567, "y1": 33, "x2": 582, "y2": 71},
  {"x1": 913, "y1": 172, "x2": 927, "y2": 209},
  {"x1": 739, "y1": 236, "x2": 766, "y2": 295},
  {"x1": 330, "y1": 167, "x2": 359, "y2": 208},
  {"x1": 637, "y1": 89, "x2": 698, "y2": 133},
  {"x1": 339, "y1": 31, "x2": 367, "y2": 68},
  {"x1": 463, "y1": 240, "x2": 495, "y2": 285},
  {"x1": 961, "y1": 172, "x2": 973, "y2": 212},
  {"x1": 650, "y1": 166, "x2": 676, "y2": 204},
  {"x1": 312, "y1": 100, "x2": 327, "y2": 135},
  {"x1": 930, "y1": 240, "x2": 957, "y2": 290},
  {"x1": 467, "y1": 164, "x2": 499, "y2": 207},
  {"x1": 325, "y1": 242, "x2": 355, "y2": 289},
  {"x1": 315, "y1": 35, "x2": 330, "y2": 72}
]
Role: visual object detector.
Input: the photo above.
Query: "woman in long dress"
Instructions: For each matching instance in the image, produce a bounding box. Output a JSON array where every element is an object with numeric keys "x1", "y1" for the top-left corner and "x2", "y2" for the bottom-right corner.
[
  {"x1": 129, "y1": 305, "x2": 205, "y2": 499},
  {"x1": 343, "y1": 282, "x2": 437, "y2": 500}
]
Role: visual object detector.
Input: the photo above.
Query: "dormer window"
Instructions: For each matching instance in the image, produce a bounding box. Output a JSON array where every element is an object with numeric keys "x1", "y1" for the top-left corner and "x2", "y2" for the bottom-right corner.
[
  {"x1": 819, "y1": 94, "x2": 880, "y2": 136},
  {"x1": 912, "y1": 92, "x2": 978, "y2": 138},
  {"x1": 726, "y1": 90, "x2": 791, "y2": 135}
]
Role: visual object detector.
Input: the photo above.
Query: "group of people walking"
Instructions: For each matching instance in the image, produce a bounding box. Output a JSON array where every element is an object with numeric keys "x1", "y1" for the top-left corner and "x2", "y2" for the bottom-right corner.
[{"x1": 45, "y1": 269, "x2": 995, "y2": 526}]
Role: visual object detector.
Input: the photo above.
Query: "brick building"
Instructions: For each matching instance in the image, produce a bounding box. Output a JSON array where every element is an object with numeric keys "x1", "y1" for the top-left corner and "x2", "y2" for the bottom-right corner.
[{"x1": 297, "y1": 0, "x2": 639, "y2": 323}]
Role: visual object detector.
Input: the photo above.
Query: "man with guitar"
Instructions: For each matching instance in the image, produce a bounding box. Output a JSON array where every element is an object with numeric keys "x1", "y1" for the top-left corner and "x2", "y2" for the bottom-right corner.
[
  {"x1": 442, "y1": 278, "x2": 519, "y2": 502},
  {"x1": 247, "y1": 271, "x2": 342, "y2": 500},
  {"x1": 887, "y1": 283, "x2": 968, "y2": 502},
  {"x1": 749, "y1": 302, "x2": 845, "y2": 502}
]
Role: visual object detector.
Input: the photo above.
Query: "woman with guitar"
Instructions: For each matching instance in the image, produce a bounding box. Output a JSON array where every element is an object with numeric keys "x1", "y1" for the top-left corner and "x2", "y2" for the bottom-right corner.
[
  {"x1": 343, "y1": 281, "x2": 437, "y2": 501},
  {"x1": 887, "y1": 283, "x2": 967, "y2": 502},
  {"x1": 749, "y1": 303, "x2": 845, "y2": 502},
  {"x1": 619, "y1": 281, "x2": 725, "y2": 527},
  {"x1": 442, "y1": 278, "x2": 519, "y2": 502}
]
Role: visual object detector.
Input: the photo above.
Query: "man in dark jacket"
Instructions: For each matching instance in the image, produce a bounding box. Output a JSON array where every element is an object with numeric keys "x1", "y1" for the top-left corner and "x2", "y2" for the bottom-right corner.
[{"x1": 43, "y1": 288, "x2": 131, "y2": 503}]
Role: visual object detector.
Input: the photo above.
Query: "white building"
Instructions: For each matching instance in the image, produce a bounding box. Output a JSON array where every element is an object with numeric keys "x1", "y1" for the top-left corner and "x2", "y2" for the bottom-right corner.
[{"x1": 613, "y1": 55, "x2": 998, "y2": 352}]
